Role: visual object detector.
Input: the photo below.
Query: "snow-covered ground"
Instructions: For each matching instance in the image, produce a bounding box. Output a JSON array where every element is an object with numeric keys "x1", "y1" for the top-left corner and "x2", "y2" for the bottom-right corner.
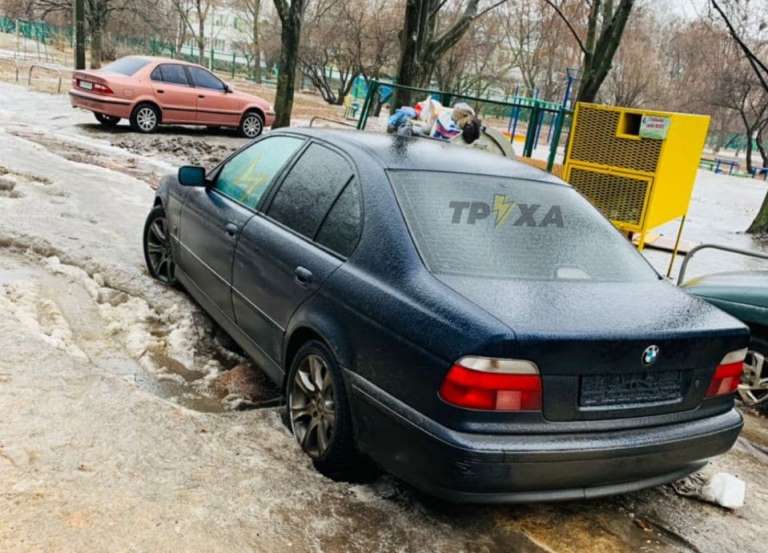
[{"x1": 1, "y1": 80, "x2": 768, "y2": 553}]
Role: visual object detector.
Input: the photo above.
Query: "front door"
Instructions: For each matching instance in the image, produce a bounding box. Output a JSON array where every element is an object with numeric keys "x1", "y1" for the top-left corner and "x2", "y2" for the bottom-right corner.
[
  {"x1": 177, "y1": 135, "x2": 306, "y2": 321},
  {"x1": 186, "y1": 66, "x2": 241, "y2": 126},
  {"x1": 232, "y1": 143, "x2": 362, "y2": 365},
  {"x1": 149, "y1": 64, "x2": 198, "y2": 124}
]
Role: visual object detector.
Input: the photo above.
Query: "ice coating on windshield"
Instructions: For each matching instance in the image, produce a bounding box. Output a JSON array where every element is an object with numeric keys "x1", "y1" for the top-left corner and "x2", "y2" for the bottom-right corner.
[{"x1": 390, "y1": 171, "x2": 658, "y2": 282}]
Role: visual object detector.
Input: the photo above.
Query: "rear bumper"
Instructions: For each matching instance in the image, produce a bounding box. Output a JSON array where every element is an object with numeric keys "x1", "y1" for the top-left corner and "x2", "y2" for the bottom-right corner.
[
  {"x1": 69, "y1": 89, "x2": 132, "y2": 119},
  {"x1": 348, "y1": 373, "x2": 743, "y2": 503}
]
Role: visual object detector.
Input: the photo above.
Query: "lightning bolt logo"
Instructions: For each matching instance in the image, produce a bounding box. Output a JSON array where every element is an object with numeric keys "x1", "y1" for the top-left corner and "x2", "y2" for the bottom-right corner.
[{"x1": 493, "y1": 194, "x2": 514, "y2": 228}]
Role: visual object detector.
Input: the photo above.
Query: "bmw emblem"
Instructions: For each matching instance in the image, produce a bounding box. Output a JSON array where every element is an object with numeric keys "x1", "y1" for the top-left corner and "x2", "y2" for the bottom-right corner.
[{"x1": 642, "y1": 345, "x2": 660, "y2": 366}]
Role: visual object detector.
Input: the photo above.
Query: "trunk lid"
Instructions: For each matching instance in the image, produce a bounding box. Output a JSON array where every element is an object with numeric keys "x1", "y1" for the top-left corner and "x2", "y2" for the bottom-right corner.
[{"x1": 439, "y1": 275, "x2": 749, "y2": 421}]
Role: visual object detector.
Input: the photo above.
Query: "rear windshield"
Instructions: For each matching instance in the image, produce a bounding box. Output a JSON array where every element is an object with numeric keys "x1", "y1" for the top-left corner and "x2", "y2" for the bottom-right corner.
[
  {"x1": 101, "y1": 57, "x2": 150, "y2": 76},
  {"x1": 390, "y1": 171, "x2": 657, "y2": 282}
]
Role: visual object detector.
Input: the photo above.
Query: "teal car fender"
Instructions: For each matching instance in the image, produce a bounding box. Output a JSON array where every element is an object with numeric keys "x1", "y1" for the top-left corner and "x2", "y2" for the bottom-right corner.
[{"x1": 681, "y1": 271, "x2": 768, "y2": 328}]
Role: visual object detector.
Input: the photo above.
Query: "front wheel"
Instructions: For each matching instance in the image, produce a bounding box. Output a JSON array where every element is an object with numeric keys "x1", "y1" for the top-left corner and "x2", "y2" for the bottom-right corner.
[
  {"x1": 143, "y1": 206, "x2": 176, "y2": 285},
  {"x1": 287, "y1": 341, "x2": 375, "y2": 481},
  {"x1": 95, "y1": 112, "x2": 120, "y2": 127},
  {"x1": 239, "y1": 111, "x2": 264, "y2": 139}
]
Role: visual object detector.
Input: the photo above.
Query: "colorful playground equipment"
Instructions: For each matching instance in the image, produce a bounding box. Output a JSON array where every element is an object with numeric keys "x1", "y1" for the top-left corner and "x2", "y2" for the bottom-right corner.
[{"x1": 563, "y1": 103, "x2": 710, "y2": 264}]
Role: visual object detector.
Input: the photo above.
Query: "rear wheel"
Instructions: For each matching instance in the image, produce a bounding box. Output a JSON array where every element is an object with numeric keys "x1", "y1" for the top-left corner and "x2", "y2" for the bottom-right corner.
[
  {"x1": 740, "y1": 333, "x2": 768, "y2": 413},
  {"x1": 130, "y1": 103, "x2": 160, "y2": 133},
  {"x1": 239, "y1": 111, "x2": 264, "y2": 139},
  {"x1": 143, "y1": 206, "x2": 176, "y2": 285},
  {"x1": 95, "y1": 112, "x2": 120, "y2": 127},
  {"x1": 287, "y1": 340, "x2": 375, "y2": 481}
]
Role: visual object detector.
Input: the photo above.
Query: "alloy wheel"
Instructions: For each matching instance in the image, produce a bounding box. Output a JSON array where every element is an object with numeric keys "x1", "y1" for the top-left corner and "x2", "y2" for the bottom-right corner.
[
  {"x1": 145, "y1": 214, "x2": 174, "y2": 283},
  {"x1": 242, "y1": 114, "x2": 262, "y2": 138},
  {"x1": 289, "y1": 354, "x2": 336, "y2": 458},
  {"x1": 136, "y1": 107, "x2": 157, "y2": 132}
]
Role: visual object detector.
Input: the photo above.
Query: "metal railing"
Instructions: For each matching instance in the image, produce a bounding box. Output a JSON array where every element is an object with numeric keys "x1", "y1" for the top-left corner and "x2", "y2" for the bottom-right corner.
[
  {"x1": 677, "y1": 243, "x2": 768, "y2": 285},
  {"x1": 28, "y1": 63, "x2": 64, "y2": 93}
]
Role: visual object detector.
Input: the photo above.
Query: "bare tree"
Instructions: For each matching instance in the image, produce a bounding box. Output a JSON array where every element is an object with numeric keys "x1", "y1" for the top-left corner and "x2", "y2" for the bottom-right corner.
[
  {"x1": 543, "y1": 0, "x2": 635, "y2": 102},
  {"x1": 392, "y1": 0, "x2": 508, "y2": 108},
  {"x1": 232, "y1": 0, "x2": 263, "y2": 82},
  {"x1": 272, "y1": 0, "x2": 309, "y2": 128},
  {"x1": 172, "y1": 0, "x2": 215, "y2": 64},
  {"x1": 710, "y1": 0, "x2": 768, "y2": 233}
]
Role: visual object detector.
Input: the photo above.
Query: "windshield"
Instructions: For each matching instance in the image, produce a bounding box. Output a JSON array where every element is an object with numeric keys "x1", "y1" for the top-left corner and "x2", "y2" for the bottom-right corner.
[
  {"x1": 390, "y1": 170, "x2": 657, "y2": 282},
  {"x1": 101, "y1": 57, "x2": 150, "y2": 76}
]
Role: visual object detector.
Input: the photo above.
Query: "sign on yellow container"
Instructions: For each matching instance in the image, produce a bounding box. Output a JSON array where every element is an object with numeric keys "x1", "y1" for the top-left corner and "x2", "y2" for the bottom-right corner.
[{"x1": 562, "y1": 103, "x2": 710, "y2": 250}]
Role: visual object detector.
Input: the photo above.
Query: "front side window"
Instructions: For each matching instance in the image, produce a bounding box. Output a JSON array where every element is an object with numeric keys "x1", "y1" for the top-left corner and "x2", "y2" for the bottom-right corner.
[
  {"x1": 391, "y1": 171, "x2": 657, "y2": 282},
  {"x1": 215, "y1": 136, "x2": 304, "y2": 209},
  {"x1": 188, "y1": 66, "x2": 225, "y2": 91},
  {"x1": 101, "y1": 56, "x2": 150, "y2": 76},
  {"x1": 152, "y1": 64, "x2": 190, "y2": 86},
  {"x1": 267, "y1": 144, "x2": 354, "y2": 239}
]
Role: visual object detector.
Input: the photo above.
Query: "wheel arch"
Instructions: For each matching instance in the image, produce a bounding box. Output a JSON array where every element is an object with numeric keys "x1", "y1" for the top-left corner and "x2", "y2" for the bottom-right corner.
[
  {"x1": 282, "y1": 313, "x2": 355, "y2": 392},
  {"x1": 132, "y1": 99, "x2": 163, "y2": 123},
  {"x1": 242, "y1": 105, "x2": 265, "y2": 123}
]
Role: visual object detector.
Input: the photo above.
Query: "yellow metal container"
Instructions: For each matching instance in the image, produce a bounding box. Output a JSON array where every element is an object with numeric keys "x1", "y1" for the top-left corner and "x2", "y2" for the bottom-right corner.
[{"x1": 563, "y1": 103, "x2": 710, "y2": 250}]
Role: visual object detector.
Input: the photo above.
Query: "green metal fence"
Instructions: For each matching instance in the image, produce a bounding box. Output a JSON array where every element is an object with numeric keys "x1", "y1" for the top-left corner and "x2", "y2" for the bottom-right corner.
[{"x1": 357, "y1": 80, "x2": 571, "y2": 173}]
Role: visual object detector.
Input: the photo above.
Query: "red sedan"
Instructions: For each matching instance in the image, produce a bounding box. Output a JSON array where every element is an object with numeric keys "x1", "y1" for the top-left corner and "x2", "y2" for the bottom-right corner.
[{"x1": 69, "y1": 56, "x2": 275, "y2": 138}]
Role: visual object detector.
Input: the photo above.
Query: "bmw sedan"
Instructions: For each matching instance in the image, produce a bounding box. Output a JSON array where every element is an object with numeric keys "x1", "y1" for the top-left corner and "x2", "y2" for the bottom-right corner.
[{"x1": 143, "y1": 129, "x2": 748, "y2": 502}]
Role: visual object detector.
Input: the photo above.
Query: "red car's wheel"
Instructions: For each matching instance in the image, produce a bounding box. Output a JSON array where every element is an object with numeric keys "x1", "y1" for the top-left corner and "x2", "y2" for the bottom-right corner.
[
  {"x1": 239, "y1": 111, "x2": 264, "y2": 139},
  {"x1": 130, "y1": 103, "x2": 160, "y2": 133}
]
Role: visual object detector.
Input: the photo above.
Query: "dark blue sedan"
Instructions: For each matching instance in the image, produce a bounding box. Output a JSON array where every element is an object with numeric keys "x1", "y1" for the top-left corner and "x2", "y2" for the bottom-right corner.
[{"x1": 143, "y1": 129, "x2": 749, "y2": 503}]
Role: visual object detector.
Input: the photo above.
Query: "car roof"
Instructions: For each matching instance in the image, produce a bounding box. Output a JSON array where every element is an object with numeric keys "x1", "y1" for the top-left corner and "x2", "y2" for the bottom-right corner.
[
  {"x1": 121, "y1": 55, "x2": 198, "y2": 67},
  {"x1": 276, "y1": 128, "x2": 565, "y2": 184}
]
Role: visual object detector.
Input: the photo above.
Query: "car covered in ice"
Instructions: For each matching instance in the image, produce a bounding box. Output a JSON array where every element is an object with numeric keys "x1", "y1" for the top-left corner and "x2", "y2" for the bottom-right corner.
[
  {"x1": 142, "y1": 129, "x2": 748, "y2": 502},
  {"x1": 69, "y1": 56, "x2": 274, "y2": 138}
]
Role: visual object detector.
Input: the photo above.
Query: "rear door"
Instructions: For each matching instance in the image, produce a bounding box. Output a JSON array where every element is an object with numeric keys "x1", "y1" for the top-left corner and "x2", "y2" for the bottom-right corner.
[
  {"x1": 187, "y1": 66, "x2": 241, "y2": 126},
  {"x1": 149, "y1": 64, "x2": 198, "y2": 123},
  {"x1": 177, "y1": 135, "x2": 305, "y2": 320},
  {"x1": 232, "y1": 142, "x2": 361, "y2": 364}
]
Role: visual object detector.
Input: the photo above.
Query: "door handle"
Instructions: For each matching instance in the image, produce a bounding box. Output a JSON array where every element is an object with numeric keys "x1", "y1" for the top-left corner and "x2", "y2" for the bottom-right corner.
[
  {"x1": 198, "y1": 94, "x2": 205, "y2": 99},
  {"x1": 294, "y1": 266, "x2": 313, "y2": 287},
  {"x1": 225, "y1": 222, "x2": 238, "y2": 237},
  {"x1": 156, "y1": 89, "x2": 164, "y2": 94}
]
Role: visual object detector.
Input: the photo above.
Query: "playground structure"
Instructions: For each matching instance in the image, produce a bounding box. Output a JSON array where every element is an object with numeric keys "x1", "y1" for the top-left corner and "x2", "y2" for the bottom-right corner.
[{"x1": 563, "y1": 103, "x2": 710, "y2": 267}]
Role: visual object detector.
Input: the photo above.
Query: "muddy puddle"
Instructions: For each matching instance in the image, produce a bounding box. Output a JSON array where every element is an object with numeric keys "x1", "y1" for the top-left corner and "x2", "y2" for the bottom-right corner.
[{"x1": 0, "y1": 250, "x2": 281, "y2": 413}]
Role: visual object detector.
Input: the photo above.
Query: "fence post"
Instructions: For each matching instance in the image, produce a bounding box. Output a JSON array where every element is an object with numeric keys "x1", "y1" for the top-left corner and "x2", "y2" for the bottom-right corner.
[
  {"x1": 356, "y1": 80, "x2": 378, "y2": 130},
  {"x1": 547, "y1": 107, "x2": 567, "y2": 173},
  {"x1": 523, "y1": 103, "x2": 541, "y2": 157}
]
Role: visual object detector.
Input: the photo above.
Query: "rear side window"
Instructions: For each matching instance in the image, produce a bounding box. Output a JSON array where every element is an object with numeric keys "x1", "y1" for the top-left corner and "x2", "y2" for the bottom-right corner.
[
  {"x1": 101, "y1": 57, "x2": 150, "y2": 76},
  {"x1": 152, "y1": 64, "x2": 190, "y2": 86},
  {"x1": 316, "y1": 180, "x2": 362, "y2": 257},
  {"x1": 267, "y1": 144, "x2": 354, "y2": 240},
  {"x1": 391, "y1": 171, "x2": 657, "y2": 282},
  {"x1": 215, "y1": 136, "x2": 304, "y2": 209},
  {"x1": 188, "y1": 66, "x2": 225, "y2": 90}
]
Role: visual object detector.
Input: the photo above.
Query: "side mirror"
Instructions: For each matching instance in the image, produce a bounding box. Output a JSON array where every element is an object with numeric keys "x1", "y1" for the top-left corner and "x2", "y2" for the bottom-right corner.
[
  {"x1": 178, "y1": 165, "x2": 206, "y2": 187},
  {"x1": 224, "y1": 83, "x2": 233, "y2": 93}
]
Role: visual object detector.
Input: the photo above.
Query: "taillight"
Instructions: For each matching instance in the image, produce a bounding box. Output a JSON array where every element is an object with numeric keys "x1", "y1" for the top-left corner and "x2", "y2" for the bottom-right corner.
[
  {"x1": 92, "y1": 82, "x2": 113, "y2": 94},
  {"x1": 706, "y1": 348, "x2": 747, "y2": 398},
  {"x1": 439, "y1": 356, "x2": 542, "y2": 411}
]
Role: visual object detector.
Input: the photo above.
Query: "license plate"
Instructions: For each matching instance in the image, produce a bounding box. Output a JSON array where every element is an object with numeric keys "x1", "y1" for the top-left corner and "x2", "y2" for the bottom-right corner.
[
  {"x1": 580, "y1": 371, "x2": 683, "y2": 407},
  {"x1": 80, "y1": 81, "x2": 93, "y2": 90}
]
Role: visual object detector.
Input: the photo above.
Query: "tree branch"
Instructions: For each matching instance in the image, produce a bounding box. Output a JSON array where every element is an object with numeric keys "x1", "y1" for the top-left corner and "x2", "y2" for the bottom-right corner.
[{"x1": 542, "y1": 0, "x2": 587, "y2": 54}]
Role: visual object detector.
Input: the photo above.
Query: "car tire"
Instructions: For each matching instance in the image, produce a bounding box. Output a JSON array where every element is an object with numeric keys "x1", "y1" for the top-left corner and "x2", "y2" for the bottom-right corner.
[
  {"x1": 95, "y1": 112, "x2": 120, "y2": 127},
  {"x1": 143, "y1": 205, "x2": 177, "y2": 285},
  {"x1": 239, "y1": 110, "x2": 264, "y2": 139},
  {"x1": 742, "y1": 332, "x2": 768, "y2": 413},
  {"x1": 286, "y1": 340, "x2": 376, "y2": 482},
  {"x1": 130, "y1": 103, "x2": 160, "y2": 133}
]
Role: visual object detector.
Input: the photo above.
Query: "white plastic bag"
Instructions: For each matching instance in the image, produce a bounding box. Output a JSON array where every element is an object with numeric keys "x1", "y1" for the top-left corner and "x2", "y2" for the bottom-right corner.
[{"x1": 700, "y1": 472, "x2": 745, "y2": 509}]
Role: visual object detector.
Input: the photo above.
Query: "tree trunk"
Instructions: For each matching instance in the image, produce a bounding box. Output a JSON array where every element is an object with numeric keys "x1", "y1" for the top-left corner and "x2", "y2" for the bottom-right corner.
[
  {"x1": 756, "y1": 120, "x2": 768, "y2": 168},
  {"x1": 74, "y1": 0, "x2": 86, "y2": 69},
  {"x1": 197, "y1": 17, "x2": 205, "y2": 65},
  {"x1": 252, "y1": 15, "x2": 262, "y2": 83},
  {"x1": 273, "y1": 2, "x2": 305, "y2": 128},
  {"x1": 576, "y1": 0, "x2": 635, "y2": 102},
  {"x1": 90, "y1": 25, "x2": 102, "y2": 68},
  {"x1": 748, "y1": 190, "x2": 768, "y2": 233},
  {"x1": 392, "y1": 0, "x2": 423, "y2": 109}
]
